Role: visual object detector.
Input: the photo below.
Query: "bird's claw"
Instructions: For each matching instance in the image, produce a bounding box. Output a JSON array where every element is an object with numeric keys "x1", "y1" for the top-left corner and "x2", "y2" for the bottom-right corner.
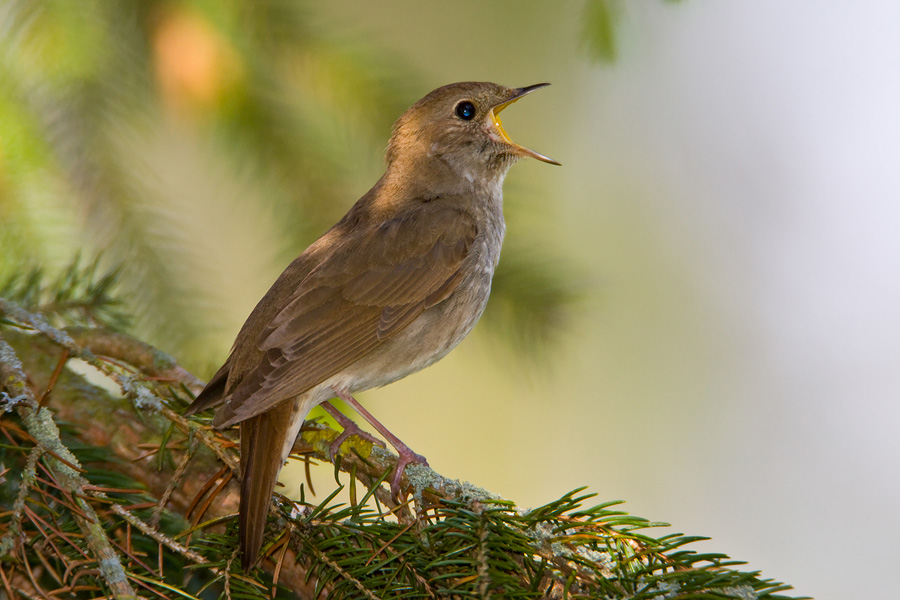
[
  {"x1": 389, "y1": 449, "x2": 429, "y2": 501},
  {"x1": 328, "y1": 423, "x2": 386, "y2": 459}
]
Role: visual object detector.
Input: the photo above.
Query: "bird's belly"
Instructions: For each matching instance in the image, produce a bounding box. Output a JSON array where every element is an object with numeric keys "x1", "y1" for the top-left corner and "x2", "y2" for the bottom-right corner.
[{"x1": 341, "y1": 271, "x2": 493, "y2": 393}]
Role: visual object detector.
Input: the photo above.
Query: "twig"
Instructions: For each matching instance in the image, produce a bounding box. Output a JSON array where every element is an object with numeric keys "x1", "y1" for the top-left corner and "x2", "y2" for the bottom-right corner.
[
  {"x1": 307, "y1": 543, "x2": 381, "y2": 600},
  {"x1": 22, "y1": 504, "x2": 91, "y2": 560},
  {"x1": 108, "y1": 503, "x2": 209, "y2": 566},
  {"x1": 0, "y1": 336, "x2": 138, "y2": 600},
  {"x1": 161, "y1": 407, "x2": 239, "y2": 476},
  {"x1": 151, "y1": 438, "x2": 194, "y2": 527},
  {"x1": 0, "y1": 444, "x2": 43, "y2": 558},
  {"x1": 0, "y1": 563, "x2": 16, "y2": 600},
  {"x1": 38, "y1": 348, "x2": 69, "y2": 408},
  {"x1": 476, "y1": 508, "x2": 493, "y2": 600},
  {"x1": 21, "y1": 552, "x2": 51, "y2": 599}
]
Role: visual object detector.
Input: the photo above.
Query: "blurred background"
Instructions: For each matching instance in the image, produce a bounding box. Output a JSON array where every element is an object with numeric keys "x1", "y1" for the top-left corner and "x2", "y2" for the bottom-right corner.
[{"x1": 2, "y1": 1, "x2": 898, "y2": 598}]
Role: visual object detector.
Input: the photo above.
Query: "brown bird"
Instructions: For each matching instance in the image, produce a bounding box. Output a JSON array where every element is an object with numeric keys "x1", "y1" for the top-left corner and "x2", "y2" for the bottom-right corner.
[{"x1": 184, "y1": 81, "x2": 558, "y2": 570}]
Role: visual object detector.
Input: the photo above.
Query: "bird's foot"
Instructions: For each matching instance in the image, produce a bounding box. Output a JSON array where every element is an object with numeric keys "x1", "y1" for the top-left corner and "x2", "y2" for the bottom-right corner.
[
  {"x1": 320, "y1": 402, "x2": 385, "y2": 459},
  {"x1": 329, "y1": 388, "x2": 430, "y2": 501},
  {"x1": 389, "y1": 445, "x2": 429, "y2": 501}
]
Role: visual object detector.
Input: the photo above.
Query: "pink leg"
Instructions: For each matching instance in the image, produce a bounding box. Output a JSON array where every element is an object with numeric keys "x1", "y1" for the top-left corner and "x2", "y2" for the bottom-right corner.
[
  {"x1": 332, "y1": 388, "x2": 428, "y2": 499},
  {"x1": 321, "y1": 401, "x2": 385, "y2": 458}
]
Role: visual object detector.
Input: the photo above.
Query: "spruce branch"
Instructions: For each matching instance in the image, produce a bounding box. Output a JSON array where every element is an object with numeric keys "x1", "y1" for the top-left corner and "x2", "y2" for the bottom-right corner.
[{"x1": 0, "y1": 298, "x2": 808, "y2": 599}]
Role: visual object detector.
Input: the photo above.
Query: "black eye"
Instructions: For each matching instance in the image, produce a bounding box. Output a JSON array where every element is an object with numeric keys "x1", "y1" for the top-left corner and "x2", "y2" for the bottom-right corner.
[{"x1": 455, "y1": 101, "x2": 476, "y2": 120}]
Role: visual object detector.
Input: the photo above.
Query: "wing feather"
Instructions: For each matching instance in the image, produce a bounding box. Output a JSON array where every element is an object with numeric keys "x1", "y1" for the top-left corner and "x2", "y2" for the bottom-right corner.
[{"x1": 213, "y1": 204, "x2": 476, "y2": 427}]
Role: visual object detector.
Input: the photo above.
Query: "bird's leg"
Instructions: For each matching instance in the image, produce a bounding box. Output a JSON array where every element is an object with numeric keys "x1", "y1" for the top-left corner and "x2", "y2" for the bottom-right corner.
[
  {"x1": 320, "y1": 401, "x2": 385, "y2": 459},
  {"x1": 332, "y1": 388, "x2": 428, "y2": 499}
]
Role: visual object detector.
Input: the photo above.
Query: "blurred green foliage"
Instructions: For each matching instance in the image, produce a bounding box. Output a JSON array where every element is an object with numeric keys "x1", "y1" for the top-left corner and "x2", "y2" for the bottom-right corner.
[
  {"x1": 0, "y1": 253, "x2": 130, "y2": 330},
  {"x1": 0, "y1": 0, "x2": 592, "y2": 373},
  {"x1": 1, "y1": 0, "x2": 678, "y2": 371},
  {"x1": 582, "y1": 0, "x2": 621, "y2": 63},
  {"x1": 0, "y1": 0, "x2": 420, "y2": 369}
]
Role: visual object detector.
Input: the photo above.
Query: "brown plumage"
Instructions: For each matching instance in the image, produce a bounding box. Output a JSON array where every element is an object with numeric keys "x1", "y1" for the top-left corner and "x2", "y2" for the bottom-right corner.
[{"x1": 184, "y1": 82, "x2": 558, "y2": 570}]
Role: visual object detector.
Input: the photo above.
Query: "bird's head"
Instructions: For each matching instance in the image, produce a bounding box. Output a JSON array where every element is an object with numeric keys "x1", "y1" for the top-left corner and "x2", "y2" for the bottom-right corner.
[{"x1": 386, "y1": 82, "x2": 559, "y2": 185}]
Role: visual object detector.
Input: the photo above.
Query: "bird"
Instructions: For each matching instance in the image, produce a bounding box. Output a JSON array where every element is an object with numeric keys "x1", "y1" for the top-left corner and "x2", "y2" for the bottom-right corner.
[{"x1": 184, "y1": 81, "x2": 559, "y2": 570}]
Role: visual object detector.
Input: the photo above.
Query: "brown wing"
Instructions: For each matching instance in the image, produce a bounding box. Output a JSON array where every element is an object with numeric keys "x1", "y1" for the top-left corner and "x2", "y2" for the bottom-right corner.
[
  {"x1": 211, "y1": 205, "x2": 476, "y2": 427},
  {"x1": 183, "y1": 356, "x2": 231, "y2": 415}
]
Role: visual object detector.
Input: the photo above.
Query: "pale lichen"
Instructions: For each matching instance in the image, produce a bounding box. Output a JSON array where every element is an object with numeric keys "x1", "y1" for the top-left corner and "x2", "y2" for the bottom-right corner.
[
  {"x1": 0, "y1": 392, "x2": 29, "y2": 412},
  {"x1": 150, "y1": 348, "x2": 177, "y2": 372},
  {"x1": 119, "y1": 376, "x2": 163, "y2": 411},
  {"x1": 403, "y1": 462, "x2": 501, "y2": 505}
]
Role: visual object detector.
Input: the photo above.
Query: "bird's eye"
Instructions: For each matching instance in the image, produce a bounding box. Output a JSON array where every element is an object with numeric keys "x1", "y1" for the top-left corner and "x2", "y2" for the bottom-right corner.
[{"x1": 455, "y1": 101, "x2": 476, "y2": 121}]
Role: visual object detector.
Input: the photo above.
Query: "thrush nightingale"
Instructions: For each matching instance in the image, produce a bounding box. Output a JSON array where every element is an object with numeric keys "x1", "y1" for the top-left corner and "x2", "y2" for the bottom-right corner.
[{"x1": 184, "y1": 81, "x2": 558, "y2": 569}]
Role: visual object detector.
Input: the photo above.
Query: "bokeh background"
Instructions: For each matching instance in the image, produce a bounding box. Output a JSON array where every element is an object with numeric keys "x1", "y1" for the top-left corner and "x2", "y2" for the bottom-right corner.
[{"x1": 3, "y1": 1, "x2": 898, "y2": 598}]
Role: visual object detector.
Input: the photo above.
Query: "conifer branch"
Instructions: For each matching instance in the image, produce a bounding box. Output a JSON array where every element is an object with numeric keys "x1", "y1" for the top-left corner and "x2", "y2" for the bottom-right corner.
[{"x1": 0, "y1": 297, "x2": 808, "y2": 599}]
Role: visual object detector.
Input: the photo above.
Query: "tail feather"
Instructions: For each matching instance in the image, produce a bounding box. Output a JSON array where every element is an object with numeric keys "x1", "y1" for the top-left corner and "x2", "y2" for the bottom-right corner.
[{"x1": 239, "y1": 399, "x2": 309, "y2": 570}]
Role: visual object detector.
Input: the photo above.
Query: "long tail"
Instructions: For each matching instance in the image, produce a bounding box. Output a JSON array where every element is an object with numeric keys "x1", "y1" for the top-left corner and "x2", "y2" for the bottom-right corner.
[{"x1": 239, "y1": 399, "x2": 309, "y2": 570}]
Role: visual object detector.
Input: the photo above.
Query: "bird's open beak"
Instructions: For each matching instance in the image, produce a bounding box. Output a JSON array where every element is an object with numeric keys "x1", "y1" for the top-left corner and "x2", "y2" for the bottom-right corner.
[{"x1": 488, "y1": 83, "x2": 561, "y2": 165}]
